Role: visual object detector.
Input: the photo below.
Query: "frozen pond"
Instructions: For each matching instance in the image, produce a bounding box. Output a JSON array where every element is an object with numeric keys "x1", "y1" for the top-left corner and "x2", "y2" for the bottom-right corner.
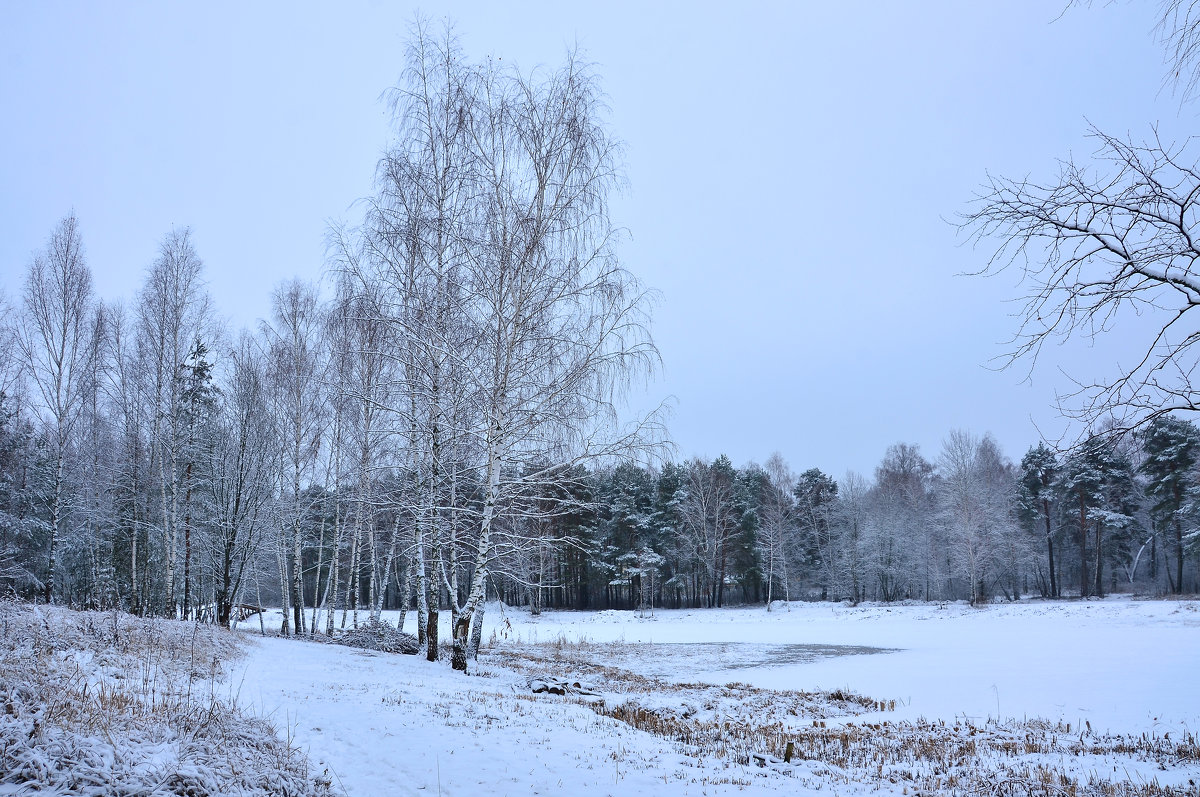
[{"x1": 584, "y1": 641, "x2": 896, "y2": 682}]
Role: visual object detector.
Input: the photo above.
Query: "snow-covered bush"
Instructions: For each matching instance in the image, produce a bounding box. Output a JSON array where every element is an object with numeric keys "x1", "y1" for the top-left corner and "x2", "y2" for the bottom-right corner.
[{"x1": 0, "y1": 599, "x2": 336, "y2": 796}]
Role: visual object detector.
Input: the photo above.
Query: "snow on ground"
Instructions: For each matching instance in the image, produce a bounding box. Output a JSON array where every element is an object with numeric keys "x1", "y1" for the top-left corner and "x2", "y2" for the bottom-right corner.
[
  {"x1": 233, "y1": 597, "x2": 1200, "y2": 795},
  {"x1": 233, "y1": 634, "x2": 839, "y2": 797}
]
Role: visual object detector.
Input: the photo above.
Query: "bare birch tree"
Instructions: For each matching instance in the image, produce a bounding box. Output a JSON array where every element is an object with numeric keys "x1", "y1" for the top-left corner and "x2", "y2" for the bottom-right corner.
[
  {"x1": 263, "y1": 280, "x2": 328, "y2": 635},
  {"x1": 445, "y1": 47, "x2": 661, "y2": 670},
  {"x1": 18, "y1": 214, "x2": 97, "y2": 603},
  {"x1": 136, "y1": 228, "x2": 211, "y2": 615},
  {"x1": 337, "y1": 22, "x2": 661, "y2": 670},
  {"x1": 209, "y1": 334, "x2": 275, "y2": 626},
  {"x1": 756, "y1": 453, "x2": 794, "y2": 608}
]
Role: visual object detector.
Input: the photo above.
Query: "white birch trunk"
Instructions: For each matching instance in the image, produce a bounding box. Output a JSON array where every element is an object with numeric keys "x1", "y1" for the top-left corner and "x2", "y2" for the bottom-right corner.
[{"x1": 452, "y1": 428, "x2": 504, "y2": 671}]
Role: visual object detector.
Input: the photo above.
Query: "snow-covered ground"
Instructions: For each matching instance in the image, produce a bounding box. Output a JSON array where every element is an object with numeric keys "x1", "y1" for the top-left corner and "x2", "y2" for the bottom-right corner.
[
  {"x1": 234, "y1": 597, "x2": 1200, "y2": 795},
  {"x1": 234, "y1": 633, "x2": 779, "y2": 797}
]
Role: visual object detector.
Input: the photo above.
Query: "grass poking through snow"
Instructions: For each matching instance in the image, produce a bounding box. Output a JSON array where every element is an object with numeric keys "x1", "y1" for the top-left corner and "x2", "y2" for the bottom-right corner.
[{"x1": 0, "y1": 599, "x2": 336, "y2": 796}]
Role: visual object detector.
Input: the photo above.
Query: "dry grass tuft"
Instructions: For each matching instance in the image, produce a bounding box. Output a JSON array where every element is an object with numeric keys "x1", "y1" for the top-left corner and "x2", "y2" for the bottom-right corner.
[{"x1": 0, "y1": 599, "x2": 336, "y2": 796}]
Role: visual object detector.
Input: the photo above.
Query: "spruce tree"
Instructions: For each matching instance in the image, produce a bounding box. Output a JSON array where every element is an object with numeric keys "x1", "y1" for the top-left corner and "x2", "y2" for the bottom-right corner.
[{"x1": 1139, "y1": 416, "x2": 1200, "y2": 594}]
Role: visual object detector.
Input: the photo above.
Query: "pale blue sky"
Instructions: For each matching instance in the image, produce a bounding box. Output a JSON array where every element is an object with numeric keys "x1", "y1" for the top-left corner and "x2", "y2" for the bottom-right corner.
[{"x1": 0, "y1": 1, "x2": 1185, "y2": 476}]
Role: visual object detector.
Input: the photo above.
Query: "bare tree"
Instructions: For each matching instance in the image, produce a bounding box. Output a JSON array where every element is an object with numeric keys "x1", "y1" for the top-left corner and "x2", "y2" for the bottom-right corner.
[
  {"x1": 1156, "y1": 1, "x2": 1200, "y2": 102},
  {"x1": 136, "y1": 228, "x2": 211, "y2": 615},
  {"x1": 329, "y1": 21, "x2": 662, "y2": 668},
  {"x1": 675, "y1": 457, "x2": 740, "y2": 609},
  {"x1": 964, "y1": 126, "x2": 1200, "y2": 438},
  {"x1": 263, "y1": 280, "x2": 328, "y2": 635},
  {"x1": 936, "y1": 431, "x2": 1020, "y2": 604},
  {"x1": 208, "y1": 335, "x2": 275, "y2": 626},
  {"x1": 446, "y1": 48, "x2": 660, "y2": 670},
  {"x1": 967, "y1": 0, "x2": 1200, "y2": 440},
  {"x1": 17, "y1": 214, "x2": 96, "y2": 603},
  {"x1": 757, "y1": 453, "x2": 795, "y2": 608},
  {"x1": 836, "y1": 471, "x2": 869, "y2": 604}
]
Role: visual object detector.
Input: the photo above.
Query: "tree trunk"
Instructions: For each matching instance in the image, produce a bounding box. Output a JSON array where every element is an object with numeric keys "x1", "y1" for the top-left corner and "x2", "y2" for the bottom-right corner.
[
  {"x1": 1044, "y1": 498, "x2": 1057, "y2": 598},
  {"x1": 310, "y1": 517, "x2": 326, "y2": 635},
  {"x1": 326, "y1": 494, "x2": 342, "y2": 635},
  {"x1": 415, "y1": 522, "x2": 428, "y2": 648},
  {"x1": 426, "y1": 601, "x2": 439, "y2": 663},
  {"x1": 183, "y1": 461, "x2": 192, "y2": 619},
  {"x1": 1078, "y1": 494, "x2": 1089, "y2": 598},
  {"x1": 1150, "y1": 526, "x2": 1158, "y2": 587},
  {"x1": 453, "y1": 429, "x2": 504, "y2": 672},
  {"x1": 397, "y1": 557, "x2": 412, "y2": 633},
  {"x1": 45, "y1": 453, "x2": 64, "y2": 603},
  {"x1": 1175, "y1": 515, "x2": 1185, "y2": 596},
  {"x1": 277, "y1": 533, "x2": 291, "y2": 635},
  {"x1": 292, "y1": 517, "x2": 304, "y2": 634},
  {"x1": 468, "y1": 588, "x2": 486, "y2": 660}
]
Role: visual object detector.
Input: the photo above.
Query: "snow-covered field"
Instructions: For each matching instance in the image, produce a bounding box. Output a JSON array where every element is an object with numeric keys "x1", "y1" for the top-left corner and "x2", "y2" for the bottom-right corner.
[{"x1": 233, "y1": 597, "x2": 1200, "y2": 795}]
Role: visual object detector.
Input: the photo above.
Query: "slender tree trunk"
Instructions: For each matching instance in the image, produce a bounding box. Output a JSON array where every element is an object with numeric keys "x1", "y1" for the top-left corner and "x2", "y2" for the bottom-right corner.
[
  {"x1": 1094, "y1": 520, "x2": 1105, "y2": 598},
  {"x1": 292, "y1": 515, "x2": 304, "y2": 634},
  {"x1": 310, "y1": 517, "x2": 326, "y2": 636},
  {"x1": 452, "y1": 427, "x2": 504, "y2": 672},
  {"x1": 1078, "y1": 494, "x2": 1089, "y2": 598},
  {"x1": 415, "y1": 511, "x2": 428, "y2": 648},
  {"x1": 183, "y1": 461, "x2": 192, "y2": 620},
  {"x1": 397, "y1": 557, "x2": 412, "y2": 633},
  {"x1": 375, "y1": 514, "x2": 402, "y2": 619},
  {"x1": 1044, "y1": 498, "x2": 1057, "y2": 598},
  {"x1": 426, "y1": 590, "x2": 439, "y2": 662},
  {"x1": 343, "y1": 518, "x2": 359, "y2": 629},
  {"x1": 1175, "y1": 515, "x2": 1185, "y2": 596},
  {"x1": 352, "y1": 431, "x2": 371, "y2": 629},
  {"x1": 277, "y1": 531, "x2": 291, "y2": 635},
  {"x1": 326, "y1": 445, "x2": 343, "y2": 636},
  {"x1": 167, "y1": 437, "x2": 180, "y2": 617},
  {"x1": 45, "y1": 452, "x2": 64, "y2": 603},
  {"x1": 1150, "y1": 525, "x2": 1158, "y2": 588}
]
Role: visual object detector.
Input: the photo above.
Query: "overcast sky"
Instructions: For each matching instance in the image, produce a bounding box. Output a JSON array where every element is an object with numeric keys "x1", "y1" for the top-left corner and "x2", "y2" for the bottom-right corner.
[{"x1": 0, "y1": 1, "x2": 1187, "y2": 478}]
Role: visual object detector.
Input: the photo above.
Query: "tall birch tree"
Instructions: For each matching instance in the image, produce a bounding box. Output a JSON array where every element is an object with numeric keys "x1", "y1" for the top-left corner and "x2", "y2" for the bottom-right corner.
[{"x1": 18, "y1": 214, "x2": 96, "y2": 603}]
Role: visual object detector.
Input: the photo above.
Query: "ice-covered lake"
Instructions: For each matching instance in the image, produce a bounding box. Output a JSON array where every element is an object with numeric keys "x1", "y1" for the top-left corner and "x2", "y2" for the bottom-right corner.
[
  {"x1": 487, "y1": 597, "x2": 1200, "y2": 734},
  {"x1": 553, "y1": 640, "x2": 896, "y2": 681}
]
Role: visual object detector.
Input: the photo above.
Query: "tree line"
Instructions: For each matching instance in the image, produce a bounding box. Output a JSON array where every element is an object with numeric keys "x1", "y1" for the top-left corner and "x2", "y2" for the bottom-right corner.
[{"x1": 506, "y1": 427, "x2": 1199, "y2": 613}]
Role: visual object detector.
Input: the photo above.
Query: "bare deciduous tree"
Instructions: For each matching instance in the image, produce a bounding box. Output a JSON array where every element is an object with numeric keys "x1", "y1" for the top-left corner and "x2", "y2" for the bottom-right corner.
[
  {"x1": 209, "y1": 335, "x2": 275, "y2": 626},
  {"x1": 18, "y1": 213, "x2": 96, "y2": 603},
  {"x1": 263, "y1": 280, "x2": 328, "y2": 635},
  {"x1": 964, "y1": 127, "x2": 1200, "y2": 437},
  {"x1": 967, "y1": 1, "x2": 1200, "y2": 440},
  {"x1": 1156, "y1": 0, "x2": 1200, "y2": 101},
  {"x1": 757, "y1": 453, "x2": 795, "y2": 609},
  {"x1": 136, "y1": 228, "x2": 211, "y2": 616}
]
